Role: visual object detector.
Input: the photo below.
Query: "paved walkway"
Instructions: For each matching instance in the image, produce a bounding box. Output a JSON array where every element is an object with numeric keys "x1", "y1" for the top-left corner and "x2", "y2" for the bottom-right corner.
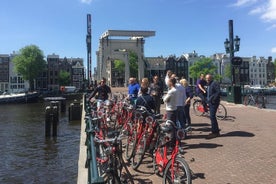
[
  {"x1": 78, "y1": 88, "x2": 276, "y2": 183},
  {"x1": 124, "y1": 102, "x2": 276, "y2": 184}
]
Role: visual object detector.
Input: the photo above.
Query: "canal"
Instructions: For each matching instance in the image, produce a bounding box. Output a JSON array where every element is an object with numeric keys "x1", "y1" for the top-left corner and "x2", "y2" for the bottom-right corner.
[{"x1": 0, "y1": 101, "x2": 81, "y2": 184}]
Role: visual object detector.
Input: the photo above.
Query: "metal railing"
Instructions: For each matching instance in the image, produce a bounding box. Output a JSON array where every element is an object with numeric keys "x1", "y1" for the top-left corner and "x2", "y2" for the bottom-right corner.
[{"x1": 84, "y1": 94, "x2": 105, "y2": 184}]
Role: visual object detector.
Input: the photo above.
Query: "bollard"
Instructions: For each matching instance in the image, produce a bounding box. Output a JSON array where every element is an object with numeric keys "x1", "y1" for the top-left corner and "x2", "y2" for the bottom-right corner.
[
  {"x1": 52, "y1": 105, "x2": 59, "y2": 137},
  {"x1": 45, "y1": 106, "x2": 52, "y2": 137},
  {"x1": 45, "y1": 101, "x2": 59, "y2": 137},
  {"x1": 60, "y1": 99, "x2": 66, "y2": 113},
  {"x1": 69, "y1": 100, "x2": 82, "y2": 121}
]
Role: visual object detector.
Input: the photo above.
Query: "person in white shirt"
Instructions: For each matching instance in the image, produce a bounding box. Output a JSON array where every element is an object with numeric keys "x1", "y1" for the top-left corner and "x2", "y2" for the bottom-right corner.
[
  {"x1": 163, "y1": 77, "x2": 177, "y2": 123},
  {"x1": 174, "y1": 76, "x2": 187, "y2": 128}
]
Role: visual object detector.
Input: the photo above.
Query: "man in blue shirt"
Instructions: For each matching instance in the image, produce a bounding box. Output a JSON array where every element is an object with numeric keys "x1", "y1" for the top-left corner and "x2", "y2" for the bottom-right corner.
[{"x1": 127, "y1": 77, "x2": 140, "y2": 104}]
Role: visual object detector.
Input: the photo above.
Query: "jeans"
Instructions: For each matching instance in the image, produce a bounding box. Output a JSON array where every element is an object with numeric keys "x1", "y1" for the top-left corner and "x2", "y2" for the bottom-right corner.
[
  {"x1": 176, "y1": 106, "x2": 186, "y2": 128},
  {"x1": 209, "y1": 103, "x2": 220, "y2": 133},
  {"x1": 198, "y1": 92, "x2": 207, "y2": 111},
  {"x1": 153, "y1": 95, "x2": 161, "y2": 114},
  {"x1": 166, "y1": 110, "x2": 177, "y2": 123},
  {"x1": 184, "y1": 104, "x2": 191, "y2": 126}
]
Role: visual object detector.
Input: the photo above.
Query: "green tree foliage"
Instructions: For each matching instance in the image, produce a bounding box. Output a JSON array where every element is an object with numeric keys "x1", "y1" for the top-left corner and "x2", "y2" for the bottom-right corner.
[
  {"x1": 129, "y1": 51, "x2": 138, "y2": 78},
  {"x1": 189, "y1": 58, "x2": 219, "y2": 80},
  {"x1": 114, "y1": 59, "x2": 125, "y2": 73},
  {"x1": 224, "y1": 63, "x2": 232, "y2": 79},
  {"x1": 59, "y1": 70, "x2": 71, "y2": 86},
  {"x1": 12, "y1": 45, "x2": 46, "y2": 90}
]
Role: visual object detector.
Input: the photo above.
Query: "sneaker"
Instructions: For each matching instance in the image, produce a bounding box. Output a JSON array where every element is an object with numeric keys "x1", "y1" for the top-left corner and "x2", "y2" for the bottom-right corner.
[{"x1": 206, "y1": 132, "x2": 220, "y2": 139}]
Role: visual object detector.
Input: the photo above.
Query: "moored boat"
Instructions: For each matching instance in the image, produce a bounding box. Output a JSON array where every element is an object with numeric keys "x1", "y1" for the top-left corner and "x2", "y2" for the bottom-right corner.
[{"x1": 0, "y1": 92, "x2": 40, "y2": 104}]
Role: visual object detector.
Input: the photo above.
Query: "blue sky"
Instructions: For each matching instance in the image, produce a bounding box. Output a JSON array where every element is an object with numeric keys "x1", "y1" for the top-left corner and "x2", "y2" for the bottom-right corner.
[{"x1": 1, "y1": 0, "x2": 276, "y2": 70}]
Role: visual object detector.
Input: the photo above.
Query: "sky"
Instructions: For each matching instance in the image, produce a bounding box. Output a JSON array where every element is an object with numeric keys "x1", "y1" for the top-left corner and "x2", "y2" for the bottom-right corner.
[{"x1": 1, "y1": 0, "x2": 276, "y2": 71}]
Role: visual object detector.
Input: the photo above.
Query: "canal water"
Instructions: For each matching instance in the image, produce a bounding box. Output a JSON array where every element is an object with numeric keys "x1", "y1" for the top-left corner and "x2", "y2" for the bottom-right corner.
[{"x1": 0, "y1": 101, "x2": 81, "y2": 184}]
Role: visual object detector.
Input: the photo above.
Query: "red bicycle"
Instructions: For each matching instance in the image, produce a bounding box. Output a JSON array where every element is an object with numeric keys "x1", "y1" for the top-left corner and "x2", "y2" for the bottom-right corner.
[
  {"x1": 131, "y1": 106, "x2": 163, "y2": 170},
  {"x1": 153, "y1": 120, "x2": 192, "y2": 184},
  {"x1": 193, "y1": 98, "x2": 227, "y2": 120}
]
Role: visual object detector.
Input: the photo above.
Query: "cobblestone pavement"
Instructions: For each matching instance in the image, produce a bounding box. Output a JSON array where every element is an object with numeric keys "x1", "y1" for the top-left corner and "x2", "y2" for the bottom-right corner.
[{"x1": 112, "y1": 88, "x2": 276, "y2": 184}]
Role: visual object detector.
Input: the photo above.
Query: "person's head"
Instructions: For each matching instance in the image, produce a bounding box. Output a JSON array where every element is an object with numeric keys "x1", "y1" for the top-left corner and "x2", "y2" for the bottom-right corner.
[
  {"x1": 140, "y1": 87, "x2": 148, "y2": 94},
  {"x1": 200, "y1": 73, "x2": 205, "y2": 80},
  {"x1": 153, "y1": 75, "x2": 159, "y2": 83},
  {"x1": 167, "y1": 70, "x2": 172, "y2": 77},
  {"x1": 168, "y1": 77, "x2": 177, "y2": 88},
  {"x1": 205, "y1": 74, "x2": 213, "y2": 84},
  {"x1": 180, "y1": 79, "x2": 188, "y2": 87},
  {"x1": 141, "y1": 78, "x2": 149, "y2": 88},
  {"x1": 100, "y1": 77, "x2": 106, "y2": 86},
  {"x1": 129, "y1": 77, "x2": 135, "y2": 84}
]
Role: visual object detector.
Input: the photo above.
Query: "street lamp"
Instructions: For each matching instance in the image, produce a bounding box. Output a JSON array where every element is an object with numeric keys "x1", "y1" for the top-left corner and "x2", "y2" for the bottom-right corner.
[{"x1": 224, "y1": 20, "x2": 241, "y2": 85}]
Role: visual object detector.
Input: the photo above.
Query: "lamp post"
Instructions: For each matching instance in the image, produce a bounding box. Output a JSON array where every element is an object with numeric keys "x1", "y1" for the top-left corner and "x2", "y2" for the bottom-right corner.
[{"x1": 224, "y1": 20, "x2": 240, "y2": 85}]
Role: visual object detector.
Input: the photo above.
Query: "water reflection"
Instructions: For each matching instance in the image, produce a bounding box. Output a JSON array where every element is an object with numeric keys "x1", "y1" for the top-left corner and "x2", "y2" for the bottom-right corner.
[{"x1": 0, "y1": 102, "x2": 80, "y2": 184}]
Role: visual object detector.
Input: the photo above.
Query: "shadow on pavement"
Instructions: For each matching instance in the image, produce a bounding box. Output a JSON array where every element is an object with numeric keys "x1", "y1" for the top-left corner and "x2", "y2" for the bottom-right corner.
[
  {"x1": 191, "y1": 123, "x2": 210, "y2": 127},
  {"x1": 132, "y1": 177, "x2": 154, "y2": 184},
  {"x1": 221, "y1": 131, "x2": 255, "y2": 137},
  {"x1": 220, "y1": 115, "x2": 236, "y2": 122},
  {"x1": 184, "y1": 143, "x2": 223, "y2": 149}
]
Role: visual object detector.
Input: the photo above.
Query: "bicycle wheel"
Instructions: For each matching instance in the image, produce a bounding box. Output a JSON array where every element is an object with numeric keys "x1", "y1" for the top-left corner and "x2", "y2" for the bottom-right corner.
[
  {"x1": 131, "y1": 131, "x2": 147, "y2": 170},
  {"x1": 256, "y1": 95, "x2": 266, "y2": 109},
  {"x1": 163, "y1": 156, "x2": 192, "y2": 184},
  {"x1": 216, "y1": 103, "x2": 227, "y2": 120},
  {"x1": 192, "y1": 100, "x2": 204, "y2": 116},
  {"x1": 125, "y1": 123, "x2": 136, "y2": 161}
]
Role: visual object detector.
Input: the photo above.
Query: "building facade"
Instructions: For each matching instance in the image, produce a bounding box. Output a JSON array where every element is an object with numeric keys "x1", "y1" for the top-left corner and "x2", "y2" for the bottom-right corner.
[
  {"x1": 47, "y1": 54, "x2": 84, "y2": 91},
  {"x1": 0, "y1": 54, "x2": 10, "y2": 92}
]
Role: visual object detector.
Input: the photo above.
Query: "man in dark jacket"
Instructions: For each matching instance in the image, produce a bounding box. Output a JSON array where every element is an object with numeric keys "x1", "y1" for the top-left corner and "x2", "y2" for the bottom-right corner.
[
  {"x1": 136, "y1": 87, "x2": 155, "y2": 114},
  {"x1": 205, "y1": 74, "x2": 221, "y2": 139}
]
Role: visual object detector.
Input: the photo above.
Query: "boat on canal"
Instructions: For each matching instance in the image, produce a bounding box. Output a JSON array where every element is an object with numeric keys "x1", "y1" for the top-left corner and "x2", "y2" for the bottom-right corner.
[{"x1": 0, "y1": 91, "x2": 40, "y2": 104}]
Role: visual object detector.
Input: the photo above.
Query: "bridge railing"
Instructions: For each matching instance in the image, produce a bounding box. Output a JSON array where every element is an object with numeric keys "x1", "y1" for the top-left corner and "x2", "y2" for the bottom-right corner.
[{"x1": 83, "y1": 93, "x2": 105, "y2": 184}]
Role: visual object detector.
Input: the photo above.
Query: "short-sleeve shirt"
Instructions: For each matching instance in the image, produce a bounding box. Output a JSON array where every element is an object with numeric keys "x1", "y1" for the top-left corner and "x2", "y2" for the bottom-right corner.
[
  {"x1": 196, "y1": 79, "x2": 207, "y2": 94},
  {"x1": 90, "y1": 85, "x2": 111, "y2": 101}
]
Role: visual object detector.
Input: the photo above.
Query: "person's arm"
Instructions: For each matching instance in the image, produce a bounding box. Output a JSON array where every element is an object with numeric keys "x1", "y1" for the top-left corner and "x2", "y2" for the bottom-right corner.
[
  {"x1": 198, "y1": 82, "x2": 206, "y2": 94},
  {"x1": 210, "y1": 82, "x2": 221, "y2": 103},
  {"x1": 163, "y1": 90, "x2": 172, "y2": 103},
  {"x1": 89, "y1": 87, "x2": 98, "y2": 101}
]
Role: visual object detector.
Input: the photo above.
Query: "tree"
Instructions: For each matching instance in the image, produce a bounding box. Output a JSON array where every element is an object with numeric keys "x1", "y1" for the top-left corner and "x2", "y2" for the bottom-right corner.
[
  {"x1": 224, "y1": 63, "x2": 232, "y2": 79},
  {"x1": 114, "y1": 59, "x2": 125, "y2": 73},
  {"x1": 129, "y1": 51, "x2": 138, "y2": 78},
  {"x1": 59, "y1": 70, "x2": 71, "y2": 86},
  {"x1": 12, "y1": 45, "x2": 46, "y2": 90},
  {"x1": 189, "y1": 58, "x2": 219, "y2": 81}
]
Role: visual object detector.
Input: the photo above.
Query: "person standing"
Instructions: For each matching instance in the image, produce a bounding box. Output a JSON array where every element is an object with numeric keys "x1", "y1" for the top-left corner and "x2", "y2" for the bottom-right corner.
[
  {"x1": 149, "y1": 75, "x2": 163, "y2": 114},
  {"x1": 163, "y1": 77, "x2": 177, "y2": 123},
  {"x1": 205, "y1": 74, "x2": 221, "y2": 139},
  {"x1": 196, "y1": 73, "x2": 207, "y2": 112},
  {"x1": 127, "y1": 77, "x2": 140, "y2": 105},
  {"x1": 174, "y1": 76, "x2": 186, "y2": 128},
  {"x1": 180, "y1": 79, "x2": 193, "y2": 127}
]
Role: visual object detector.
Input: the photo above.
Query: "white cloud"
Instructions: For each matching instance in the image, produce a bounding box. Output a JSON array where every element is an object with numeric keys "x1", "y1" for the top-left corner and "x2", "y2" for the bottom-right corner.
[
  {"x1": 80, "y1": 0, "x2": 92, "y2": 4},
  {"x1": 232, "y1": 0, "x2": 258, "y2": 7},
  {"x1": 272, "y1": 47, "x2": 276, "y2": 53},
  {"x1": 260, "y1": 0, "x2": 276, "y2": 22},
  {"x1": 249, "y1": 6, "x2": 265, "y2": 14},
  {"x1": 266, "y1": 24, "x2": 276, "y2": 30}
]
